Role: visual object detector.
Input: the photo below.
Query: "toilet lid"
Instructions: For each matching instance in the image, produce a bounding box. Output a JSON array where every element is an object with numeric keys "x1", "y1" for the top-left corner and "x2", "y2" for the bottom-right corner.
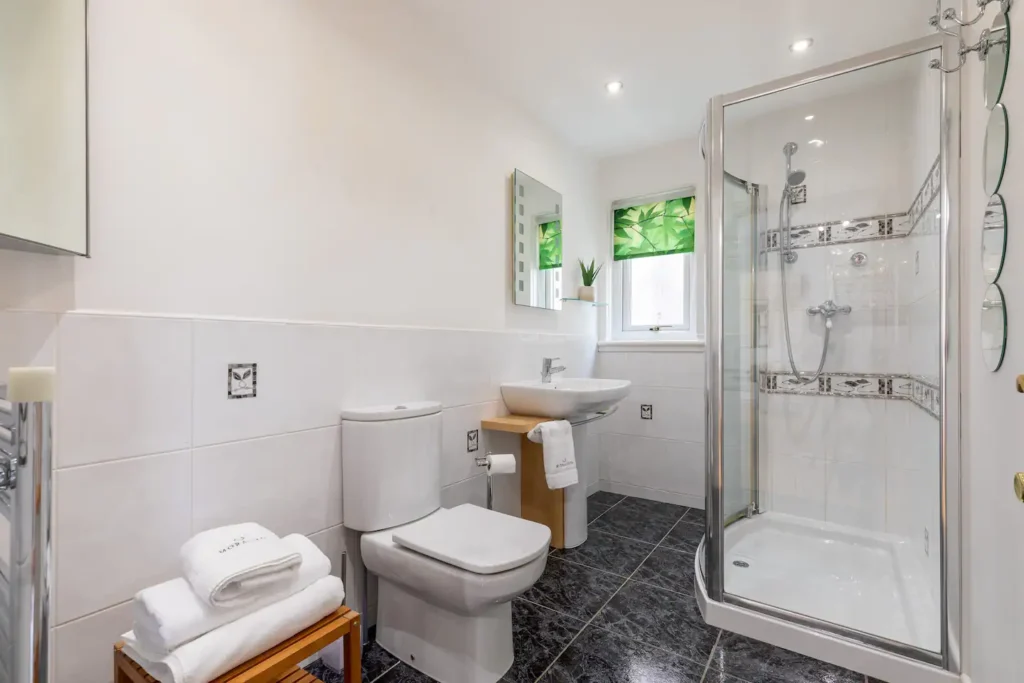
[{"x1": 392, "y1": 504, "x2": 551, "y2": 575}]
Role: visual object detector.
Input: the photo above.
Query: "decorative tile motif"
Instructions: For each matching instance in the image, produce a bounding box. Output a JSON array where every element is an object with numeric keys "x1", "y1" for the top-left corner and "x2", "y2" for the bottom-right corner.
[
  {"x1": 466, "y1": 429, "x2": 479, "y2": 453},
  {"x1": 908, "y1": 375, "x2": 941, "y2": 419},
  {"x1": 907, "y1": 156, "x2": 942, "y2": 236},
  {"x1": 227, "y1": 363, "x2": 257, "y2": 399},
  {"x1": 761, "y1": 371, "x2": 937, "y2": 419},
  {"x1": 762, "y1": 153, "x2": 941, "y2": 253},
  {"x1": 640, "y1": 404, "x2": 653, "y2": 420},
  {"x1": 763, "y1": 213, "x2": 909, "y2": 253},
  {"x1": 789, "y1": 185, "x2": 807, "y2": 205}
]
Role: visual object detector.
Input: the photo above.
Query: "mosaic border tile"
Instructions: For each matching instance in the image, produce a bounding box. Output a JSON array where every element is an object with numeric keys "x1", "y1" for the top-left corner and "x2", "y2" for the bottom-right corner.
[
  {"x1": 760, "y1": 370, "x2": 940, "y2": 419},
  {"x1": 761, "y1": 153, "x2": 942, "y2": 252},
  {"x1": 907, "y1": 156, "x2": 941, "y2": 236},
  {"x1": 762, "y1": 213, "x2": 910, "y2": 252}
]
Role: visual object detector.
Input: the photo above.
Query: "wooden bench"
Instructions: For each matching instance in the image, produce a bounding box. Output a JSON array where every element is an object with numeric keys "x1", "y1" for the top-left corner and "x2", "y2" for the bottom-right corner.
[{"x1": 114, "y1": 607, "x2": 361, "y2": 683}]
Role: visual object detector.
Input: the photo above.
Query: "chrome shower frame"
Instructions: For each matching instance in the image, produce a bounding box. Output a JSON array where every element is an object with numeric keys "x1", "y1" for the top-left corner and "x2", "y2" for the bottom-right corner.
[{"x1": 703, "y1": 33, "x2": 961, "y2": 676}]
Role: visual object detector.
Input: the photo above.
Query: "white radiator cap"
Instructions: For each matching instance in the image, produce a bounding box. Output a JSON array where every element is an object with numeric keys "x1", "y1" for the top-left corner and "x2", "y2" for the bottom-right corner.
[{"x1": 340, "y1": 401, "x2": 441, "y2": 422}]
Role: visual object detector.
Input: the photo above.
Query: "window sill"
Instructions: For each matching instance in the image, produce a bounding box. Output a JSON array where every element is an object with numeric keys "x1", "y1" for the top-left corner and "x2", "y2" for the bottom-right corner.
[{"x1": 597, "y1": 339, "x2": 705, "y2": 353}]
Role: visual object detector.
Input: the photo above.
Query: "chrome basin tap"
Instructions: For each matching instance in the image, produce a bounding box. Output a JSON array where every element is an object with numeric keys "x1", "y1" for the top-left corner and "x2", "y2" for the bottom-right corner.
[{"x1": 541, "y1": 357, "x2": 566, "y2": 383}]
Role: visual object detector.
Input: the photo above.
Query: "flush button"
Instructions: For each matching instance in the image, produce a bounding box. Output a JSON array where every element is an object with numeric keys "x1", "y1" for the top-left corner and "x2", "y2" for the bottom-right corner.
[{"x1": 1014, "y1": 473, "x2": 1024, "y2": 503}]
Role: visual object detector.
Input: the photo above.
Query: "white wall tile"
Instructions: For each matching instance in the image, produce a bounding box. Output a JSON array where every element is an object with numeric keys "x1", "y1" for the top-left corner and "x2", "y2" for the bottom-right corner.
[
  {"x1": 824, "y1": 397, "x2": 887, "y2": 465},
  {"x1": 441, "y1": 401, "x2": 509, "y2": 487},
  {"x1": 53, "y1": 601, "x2": 133, "y2": 683},
  {"x1": 596, "y1": 351, "x2": 704, "y2": 389},
  {"x1": 192, "y1": 427, "x2": 342, "y2": 536},
  {"x1": 440, "y1": 473, "x2": 487, "y2": 510},
  {"x1": 0, "y1": 311, "x2": 57, "y2": 384},
  {"x1": 600, "y1": 386, "x2": 703, "y2": 443},
  {"x1": 762, "y1": 394, "x2": 827, "y2": 459},
  {"x1": 770, "y1": 453, "x2": 826, "y2": 520},
  {"x1": 192, "y1": 319, "x2": 310, "y2": 446},
  {"x1": 601, "y1": 433, "x2": 703, "y2": 498},
  {"x1": 308, "y1": 524, "x2": 345, "y2": 579},
  {"x1": 825, "y1": 461, "x2": 886, "y2": 532},
  {"x1": 55, "y1": 450, "x2": 192, "y2": 623},
  {"x1": 56, "y1": 314, "x2": 192, "y2": 467}
]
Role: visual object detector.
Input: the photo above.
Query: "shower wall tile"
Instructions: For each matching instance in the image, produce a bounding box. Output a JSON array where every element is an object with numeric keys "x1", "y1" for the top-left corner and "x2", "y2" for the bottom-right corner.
[
  {"x1": 825, "y1": 461, "x2": 886, "y2": 532},
  {"x1": 53, "y1": 602, "x2": 134, "y2": 683},
  {"x1": 770, "y1": 453, "x2": 826, "y2": 520}
]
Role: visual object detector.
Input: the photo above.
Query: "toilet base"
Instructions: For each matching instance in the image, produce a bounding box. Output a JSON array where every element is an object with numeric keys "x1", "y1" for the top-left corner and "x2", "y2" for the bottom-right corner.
[{"x1": 375, "y1": 578, "x2": 513, "y2": 683}]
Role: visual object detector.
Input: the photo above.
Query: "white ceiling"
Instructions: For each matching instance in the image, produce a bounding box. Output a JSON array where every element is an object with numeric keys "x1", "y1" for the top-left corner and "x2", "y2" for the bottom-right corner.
[{"x1": 407, "y1": 0, "x2": 937, "y2": 158}]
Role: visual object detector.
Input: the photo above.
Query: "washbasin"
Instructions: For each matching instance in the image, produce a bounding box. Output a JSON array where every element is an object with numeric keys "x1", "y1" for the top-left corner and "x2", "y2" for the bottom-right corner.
[{"x1": 500, "y1": 378, "x2": 632, "y2": 419}]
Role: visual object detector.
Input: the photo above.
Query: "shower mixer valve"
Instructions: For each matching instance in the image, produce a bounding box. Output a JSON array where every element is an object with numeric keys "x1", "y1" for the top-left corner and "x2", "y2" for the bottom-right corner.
[{"x1": 806, "y1": 299, "x2": 852, "y2": 319}]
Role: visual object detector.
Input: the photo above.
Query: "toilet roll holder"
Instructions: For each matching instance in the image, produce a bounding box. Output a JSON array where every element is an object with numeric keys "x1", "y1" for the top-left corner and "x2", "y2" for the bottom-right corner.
[{"x1": 474, "y1": 452, "x2": 515, "y2": 510}]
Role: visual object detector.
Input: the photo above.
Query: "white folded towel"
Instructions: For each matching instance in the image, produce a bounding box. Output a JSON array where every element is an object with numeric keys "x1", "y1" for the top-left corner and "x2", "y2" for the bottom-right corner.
[
  {"x1": 133, "y1": 534, "x2": 331, "y2": 659},
  {"x1": 527, "y1": 420, "x2": 578, "y2": 489},
  {"x1": 122, "y1": 575, "x2": 345, "y2": 683},
  {"x1": 181, "y1": 523, "x2": 301, "y2": 608}
]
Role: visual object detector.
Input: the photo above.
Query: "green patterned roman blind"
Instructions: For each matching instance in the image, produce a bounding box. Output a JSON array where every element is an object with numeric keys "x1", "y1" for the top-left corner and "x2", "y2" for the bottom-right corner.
[
  {"x1": 613, "y1": 195, "x2": 695, "y2": 261},
  {"x1": 538, "y1": 220, "x2": 562, "y2": 270}
]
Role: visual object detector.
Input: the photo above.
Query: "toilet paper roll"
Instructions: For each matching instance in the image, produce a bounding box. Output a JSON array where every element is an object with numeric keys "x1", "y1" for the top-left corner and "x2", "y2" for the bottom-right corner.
[{"x1": 486, "y1": 453, "x2": 516, "y2": 475}]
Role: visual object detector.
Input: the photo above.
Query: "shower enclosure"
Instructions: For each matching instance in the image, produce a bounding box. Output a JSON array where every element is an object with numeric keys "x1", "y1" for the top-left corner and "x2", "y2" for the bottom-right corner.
[{"x1": 700, "y1": 35, "x2": 960, "y2": 682}]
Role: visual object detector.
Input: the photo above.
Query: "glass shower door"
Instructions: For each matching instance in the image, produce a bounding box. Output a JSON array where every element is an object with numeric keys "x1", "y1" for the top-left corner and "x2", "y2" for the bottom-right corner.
[{"x1": 721, "y1": 173, "x2": 757, "y2": 526}]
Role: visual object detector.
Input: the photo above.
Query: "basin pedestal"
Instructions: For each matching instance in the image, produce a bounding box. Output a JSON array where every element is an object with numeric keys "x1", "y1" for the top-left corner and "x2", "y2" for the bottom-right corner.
[{"x1": 480, "y1": 415, "x2": 589, "y2": 549}]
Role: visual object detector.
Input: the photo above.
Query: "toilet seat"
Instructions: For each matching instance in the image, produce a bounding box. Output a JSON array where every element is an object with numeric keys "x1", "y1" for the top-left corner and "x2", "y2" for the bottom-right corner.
[
  {"x1": 392, "y1": 504, "x2": 550, "y2": 574},
  {"x1": 361, "y1": 507, "x2": 550, "y2": 616}
]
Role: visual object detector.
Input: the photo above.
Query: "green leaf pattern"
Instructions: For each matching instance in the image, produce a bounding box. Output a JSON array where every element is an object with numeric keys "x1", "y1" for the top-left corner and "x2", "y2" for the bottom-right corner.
[
  {"x1": 613, "y1": 196, "x2": 695, "y2": 261},
  {"x1": 538, "y1": 220, "x2": 562, "y2": 271}
]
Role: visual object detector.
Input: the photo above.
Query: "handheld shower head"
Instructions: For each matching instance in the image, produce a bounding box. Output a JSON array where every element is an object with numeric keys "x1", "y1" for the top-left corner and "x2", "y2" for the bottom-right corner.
[{"x1": 783, "y1": 142, "x2": 799, "y2": 157}]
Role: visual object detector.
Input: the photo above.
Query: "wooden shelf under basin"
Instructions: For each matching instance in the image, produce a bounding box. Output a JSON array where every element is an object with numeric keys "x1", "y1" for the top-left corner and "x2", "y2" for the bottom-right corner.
[{"x1": 481, "y1": 414, "x2": 565, "y2": 548}]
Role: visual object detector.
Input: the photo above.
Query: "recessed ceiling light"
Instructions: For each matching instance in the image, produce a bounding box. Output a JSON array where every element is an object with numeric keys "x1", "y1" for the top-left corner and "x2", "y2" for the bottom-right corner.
[
  {"x1": 842, "y1": 220, "x2": 851, "y2": 227},
  {"x1": 606, "y1": 81, "x2": 623, "y2": 95},
  {"x1": 805, "y1": 115, "x2": 815, "y2": 121},
  {"x1": 809, "y1": 139, "x2": 825, "y2": 147},
  {"x1": 790, "y1": 38, "x2": 814, "y2": 53}
]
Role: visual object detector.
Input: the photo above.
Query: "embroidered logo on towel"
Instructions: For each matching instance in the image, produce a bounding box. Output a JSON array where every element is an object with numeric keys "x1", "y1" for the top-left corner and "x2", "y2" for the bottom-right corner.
[{"x1": 218, "y1": 534, "x2": 269, "y2": 553}]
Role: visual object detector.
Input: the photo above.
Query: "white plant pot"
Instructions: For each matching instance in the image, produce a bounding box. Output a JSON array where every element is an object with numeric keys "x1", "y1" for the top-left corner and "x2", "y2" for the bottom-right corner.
[{"x1": 578, "y1": 286, "x2": 595, "y2": 302}]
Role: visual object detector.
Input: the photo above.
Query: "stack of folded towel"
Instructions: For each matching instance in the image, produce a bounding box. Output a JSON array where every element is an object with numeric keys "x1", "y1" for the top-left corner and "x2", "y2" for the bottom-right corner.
[{"x1": 121, "y1": 522, "x2": 345, "y2": 683}]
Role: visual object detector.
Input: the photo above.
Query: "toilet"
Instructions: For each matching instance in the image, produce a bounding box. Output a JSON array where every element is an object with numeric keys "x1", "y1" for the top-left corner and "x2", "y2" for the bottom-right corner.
[{"x1": 341, "y1": 401, "x2": 551, "y2": 683}]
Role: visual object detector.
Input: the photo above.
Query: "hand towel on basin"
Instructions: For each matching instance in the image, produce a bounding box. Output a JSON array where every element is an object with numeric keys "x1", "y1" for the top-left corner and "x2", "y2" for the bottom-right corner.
[
  {"x1": 121, "y1": 575, "x2": 345, "y2": 683},
  {"x1": 527, "y1": 420, "x2": 578, "y2": 489},
  {"x1": 181, "y1": 523, "x2": 302, "y2": 609},
  {"x1": 133, "y1": 534, "x2": 332, "y2": 659}
]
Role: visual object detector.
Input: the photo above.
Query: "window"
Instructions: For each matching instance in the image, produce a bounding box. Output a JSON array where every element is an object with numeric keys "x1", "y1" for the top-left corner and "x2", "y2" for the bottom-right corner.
[
  {"x1": 622, "y1": 252, "x2": 691, "y2": 331},
  {"x1": 612, "y1": 188, "x2": 696, "y2": 336}
]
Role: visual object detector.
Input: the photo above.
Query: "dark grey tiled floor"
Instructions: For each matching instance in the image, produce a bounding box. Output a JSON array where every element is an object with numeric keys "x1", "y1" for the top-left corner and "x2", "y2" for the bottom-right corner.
[{"x1": 305, "y1": 494, "x2": 879, "y2": 683}]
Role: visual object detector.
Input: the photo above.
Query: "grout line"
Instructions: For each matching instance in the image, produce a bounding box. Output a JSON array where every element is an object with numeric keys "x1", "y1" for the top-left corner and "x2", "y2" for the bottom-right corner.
[
  {"x1": 584, "y1": 494, "x2": 626, "y2": 526},
  {"x1": 54, "y1": 598, "x2": 132, "y2": 628},
  {"x1": 368, "y1": 661, "x2": 400, "y2": 683},
  {"x1": 534, "y1": 511, "x2": 667, "y2": 682},
  {"x1": 699, "y1": 630, "x2": 723, "y2": 683}
]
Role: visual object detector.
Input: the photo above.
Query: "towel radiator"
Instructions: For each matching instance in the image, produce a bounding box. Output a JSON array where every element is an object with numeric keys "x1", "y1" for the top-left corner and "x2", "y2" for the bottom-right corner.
[{"x1": 0, "y1": 391, "x2": 53, "y2": 683}]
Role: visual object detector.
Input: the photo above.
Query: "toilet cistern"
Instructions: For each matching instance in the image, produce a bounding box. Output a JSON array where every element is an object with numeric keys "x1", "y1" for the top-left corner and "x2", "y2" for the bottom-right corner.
[{"x1": 541, "y1": 357, "x2": 565, "y2": 383}]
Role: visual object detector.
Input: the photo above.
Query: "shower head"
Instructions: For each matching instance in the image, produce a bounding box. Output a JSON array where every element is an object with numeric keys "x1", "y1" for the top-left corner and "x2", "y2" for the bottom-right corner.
[
  {"x1": 783, "y1": 142, "x2": 799, "y2": 157},
  {"x1": 787, "y1": 170, "x2": 807, "y2": 186}
]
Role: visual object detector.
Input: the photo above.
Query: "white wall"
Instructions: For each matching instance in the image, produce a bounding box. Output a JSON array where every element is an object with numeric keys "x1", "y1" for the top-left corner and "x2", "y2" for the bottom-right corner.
[
  {"x1": 960, "y1": 6, "x2": 1024, "y2": 682},
  {"x1": 594, "y1": 347, "x2": 705, "y2": 506},
  {"x1": 592, "y1": 138, "x2": 707, "y2": 506},
  {"x1": 0, "y1": 2, "x2": 607, "y2": 681}
]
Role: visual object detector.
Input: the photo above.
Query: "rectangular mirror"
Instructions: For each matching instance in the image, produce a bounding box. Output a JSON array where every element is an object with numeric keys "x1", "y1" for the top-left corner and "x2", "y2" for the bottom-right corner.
[
  {"x1": 0, "y1": 0, "x2": 88, "y2": 255},
  {"x1": 512, "y1": 170, "x2": 562, "y2": 310}
]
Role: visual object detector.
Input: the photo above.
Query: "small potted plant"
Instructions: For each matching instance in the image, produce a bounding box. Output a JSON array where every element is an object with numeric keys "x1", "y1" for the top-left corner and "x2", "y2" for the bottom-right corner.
[{"x1": 577, "y1": 259, "x2": 603, "y2": 302}]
